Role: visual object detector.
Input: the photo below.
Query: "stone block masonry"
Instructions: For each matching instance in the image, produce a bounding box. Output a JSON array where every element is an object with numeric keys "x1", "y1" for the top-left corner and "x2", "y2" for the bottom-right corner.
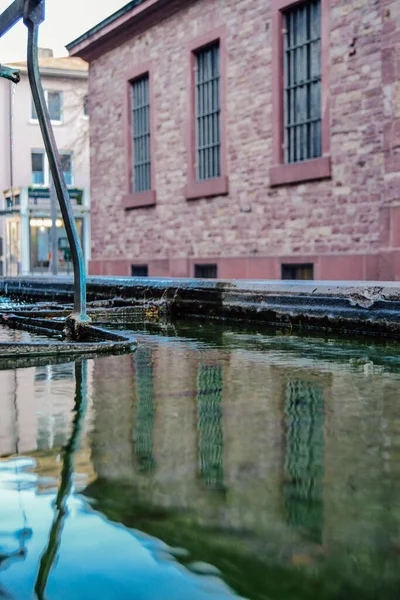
[{"x1": 76, "y1": 0, "x2": 400, "y2": 280}]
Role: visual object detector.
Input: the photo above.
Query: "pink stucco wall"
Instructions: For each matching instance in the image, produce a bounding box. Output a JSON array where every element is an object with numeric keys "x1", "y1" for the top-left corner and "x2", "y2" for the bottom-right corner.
[{"x1": 0, "y1": 72, "x2": 89, "y2": 191}]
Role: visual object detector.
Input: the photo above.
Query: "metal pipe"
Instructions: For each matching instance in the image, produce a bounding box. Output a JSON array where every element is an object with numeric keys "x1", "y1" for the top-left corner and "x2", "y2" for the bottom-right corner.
[
  {"x1": 34, "y1": 359, "x2": 88, "y2": 600},
  {"x1": 9, "y1": 80, "x2": 14, "y2": 197},
  {"x1": 0, "y1": 0, "x2": 24, "y2": 38},
  {"x1": 0, "y1": 0, "x2": 41, "y2": 38},
  {"x1": 0, "y1": 64, "x2": 20, "y2": 82},
  {"x1": 23, "y1": 0, "x2": 88, "y2": 322}
]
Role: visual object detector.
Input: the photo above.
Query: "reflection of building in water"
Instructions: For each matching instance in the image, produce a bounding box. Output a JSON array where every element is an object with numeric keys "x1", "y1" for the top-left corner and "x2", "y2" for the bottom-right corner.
[
  {"x1": 35, "y1": 363, "x2": 76, "y2": 450},
  {"x1": 0, "y1": 362, "x2": 93, "y2": 457},
  {"x1": 197, "y1": 365, "x2": 224, "y2": 489},
  {"x1": 90, "y1": 334, "x2": 400, "y2": 560},
  {"x1": 133, "y1": 347, "x2": 156, "y2": 474},
  {"x1": 284, "y1": 379, "x2": 324, "y2": 543}
]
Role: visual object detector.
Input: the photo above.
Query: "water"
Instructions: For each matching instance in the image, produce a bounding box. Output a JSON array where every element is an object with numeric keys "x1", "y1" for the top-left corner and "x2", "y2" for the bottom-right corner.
[{"x1": 0, "y1": 319, "x2": 400, "y2": 599}]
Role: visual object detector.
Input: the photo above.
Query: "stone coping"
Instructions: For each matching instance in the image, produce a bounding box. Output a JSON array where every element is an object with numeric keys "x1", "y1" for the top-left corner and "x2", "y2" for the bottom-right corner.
[{"x1": 2, "y1": 276, "x2": 400, "y2": 337}]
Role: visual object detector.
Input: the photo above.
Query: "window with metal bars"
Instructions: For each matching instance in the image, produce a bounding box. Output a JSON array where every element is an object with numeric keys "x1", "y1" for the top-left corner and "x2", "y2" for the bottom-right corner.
[
  {"x1": 131, "y1": 264, "x2": 148, "y2": 277},
  {"x1": 283, "y1": 0, "x2": 321, "y2": 163},
  {"x1": 133, "y1": 347, "x2": 156, "y2": 474},
  {"x1": 195, "y1": 43, "x2": 221, "y2": 181},
  {"x1": 131, "y1": 74, "x2": 151, "y2": 193},
  {"x1": 284, "y1": 379, "x2": 324, "y2": 542},
  {"x1": 197, "y1": 365, "x2": 224, "y2": 489},
  {"x1": 281, "y1": 263, "x2": 314, "y2": 280},
  {"x1": 194, "y1": 264, "x2": 218, "y2": 279}
]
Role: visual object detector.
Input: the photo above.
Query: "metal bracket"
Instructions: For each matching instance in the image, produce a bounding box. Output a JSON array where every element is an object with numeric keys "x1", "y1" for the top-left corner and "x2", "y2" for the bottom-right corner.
[{"x1": 0, "y1": 63, "x2": 20, "y2": 82}]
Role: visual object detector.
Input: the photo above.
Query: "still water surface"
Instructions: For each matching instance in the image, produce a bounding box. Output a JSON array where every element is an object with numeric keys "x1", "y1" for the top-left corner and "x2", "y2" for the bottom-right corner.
[{"x1": 0, "y1": 320, "x2": 400, "y2": 599}]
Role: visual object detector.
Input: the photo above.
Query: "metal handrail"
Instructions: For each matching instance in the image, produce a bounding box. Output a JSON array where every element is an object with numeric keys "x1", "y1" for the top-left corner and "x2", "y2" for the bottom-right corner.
[{"x1": 0, "y1": 0, "x2": 88, "y2": 324}]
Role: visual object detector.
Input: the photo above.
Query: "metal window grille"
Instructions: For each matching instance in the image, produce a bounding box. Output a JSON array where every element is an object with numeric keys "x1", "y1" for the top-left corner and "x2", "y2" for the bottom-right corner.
[
  {"x1": 133, "y1": 347, "x2": 156, "y2": 473},
  {"x1": 131, "y1": 74, "x2": 151, "y2": 193},
  {"x1": 197, "y1": 365, "x2": 224, "y2": 489},
  {"x1": 281, "y1": 263, "x2": 314, "y2": 280},
  {"x1": 284, "y1": 0, "x2": 321, "y2": 163},
  {"x1": 284, "y1": 379, "x2": 324, "y2": 542},
  {"x1": 131, "y1": 264, "x2": 148, "y2": 277},
  {"x1": 195, "y1": 42, "x2": 221, "y2": 181},
  {"x1": 194, "y1": 264, "x2": 218, "y2": 279}
]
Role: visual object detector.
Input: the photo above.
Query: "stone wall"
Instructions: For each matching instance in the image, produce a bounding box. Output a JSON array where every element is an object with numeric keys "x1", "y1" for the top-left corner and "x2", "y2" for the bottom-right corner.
[{"x1": 87, "y1": 0, "x2": 400, "y2": 280}]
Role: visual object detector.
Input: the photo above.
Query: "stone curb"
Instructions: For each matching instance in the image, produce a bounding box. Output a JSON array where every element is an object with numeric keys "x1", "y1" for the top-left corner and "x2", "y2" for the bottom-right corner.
[{"x1": 2, "y1": 276, "x2": 400, "y2": 337}]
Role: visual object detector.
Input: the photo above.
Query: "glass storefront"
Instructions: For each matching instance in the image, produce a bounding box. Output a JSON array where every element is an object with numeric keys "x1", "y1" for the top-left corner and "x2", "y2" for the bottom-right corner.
[{"x1": 30, "y1": 218, "x2": 83, "y2": 273}]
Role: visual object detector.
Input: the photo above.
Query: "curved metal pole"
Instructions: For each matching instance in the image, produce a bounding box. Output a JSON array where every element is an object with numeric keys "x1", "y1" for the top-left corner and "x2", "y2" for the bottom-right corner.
[
  {"x1": 34, "y1": 359, "x2": 88, "y2": 599},
  {"x1": 23, "y1": 1, "x2": 88, "y2": 323}
]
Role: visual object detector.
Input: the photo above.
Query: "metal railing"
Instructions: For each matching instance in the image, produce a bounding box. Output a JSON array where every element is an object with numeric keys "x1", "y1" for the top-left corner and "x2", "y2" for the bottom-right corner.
[{"x1": 0, "y1": 0, "x2": 88, "y2": 324}]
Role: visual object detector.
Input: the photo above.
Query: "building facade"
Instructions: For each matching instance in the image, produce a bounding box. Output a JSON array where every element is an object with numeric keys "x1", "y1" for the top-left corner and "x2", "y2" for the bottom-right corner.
[
  {"x1": 68, "y1": 0, "x2": 400, "y2": 280},
  {"x1": 0, "y1": 50, "x2": 90, "y2": 276}
]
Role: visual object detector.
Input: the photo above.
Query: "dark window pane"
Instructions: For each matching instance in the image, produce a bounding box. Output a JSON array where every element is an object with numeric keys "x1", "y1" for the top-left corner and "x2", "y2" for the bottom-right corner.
[
  {"x1": 195, "y1": 42, "x2": 221, "y2": 181},
  {"x1": 48, "y1": 91, "x2": 62, "y2": 121},
  {"x1": 60, "y1": 154, "x2": 71, "y2": 172},
  {"x1": 284, "y1": 0, "x2": 321, "y2": 163},
  {"x1": 194, "y1": 264, "x2": 218, "y2": 279},
  {"x1": 60, "y1": 153, "x2": 72, "y2": 185},
  {"x1": 83, "y1": 95, "x2": 89, "y2": 116},
  {"x1": 131, "y1": 265, "x2": 148, "y2": 277},
  {"x1": 32, "y1": 152, "x2": 44, "y2": 172},
  {"x1": 281, "y1": 263, "x2": 314, "y2": 280},
  {"x1": 131, "y1": 74, "x2": 151, "y2": 193},
  {"x1": 31, "y1": 97, "x2": 38, "y2": 120},
  {"x1": 32, "y1": 152, "x2": 44, "y2": 185}
]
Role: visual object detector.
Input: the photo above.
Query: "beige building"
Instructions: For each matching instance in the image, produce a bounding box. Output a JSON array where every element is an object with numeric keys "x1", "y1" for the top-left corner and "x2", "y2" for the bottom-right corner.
[{"x1": 0, "y1": 49, "x2": 90, "y2": 276}]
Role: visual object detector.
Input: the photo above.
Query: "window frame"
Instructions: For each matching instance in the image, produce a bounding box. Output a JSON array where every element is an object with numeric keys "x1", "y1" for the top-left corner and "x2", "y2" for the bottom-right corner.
[
  {"x1": 131, "y1": 264, "x2": 149, "y2": 277},
  {"x1": 31, "y1": 90, "x2": 63, "y2": 125},
  {"x1": 124, "y1": 62, "x2": 156, "y2": 210},
  {"x1": 60, "y1": 151, "x2": 74, "y2": 186},
  {"x1": 31, "y1": 149, "x2": 74, "y2": 187},
  {"x1": 31, "y1": 150, "x2": 47, "y2": 186},
  {"x1": 185, "y1": 26, "x2": 229, "y2": 201},
  {"x1": 83, "y1": 94, "x2": 89, "y2": 119},
  {"x1": 194, "y1": 263, "x2": 218, "y2": 279},
  {"x1": 270, "y1": 0, "x2": 331, "y2": 187},
  {"x1": 281, "y1": 262, "x2": 314, "y2": 280}
]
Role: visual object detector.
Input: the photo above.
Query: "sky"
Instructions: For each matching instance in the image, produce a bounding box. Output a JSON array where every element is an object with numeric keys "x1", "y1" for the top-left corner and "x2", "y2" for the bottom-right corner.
[{"x1": 0, "y1": 0, "x2": 129, "y2": 61}]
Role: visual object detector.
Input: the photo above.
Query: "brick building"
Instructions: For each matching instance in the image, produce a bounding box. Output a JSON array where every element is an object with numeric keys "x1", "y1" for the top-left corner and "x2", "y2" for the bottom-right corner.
[{"x1": 67, "y1": 0, "x2": 400, "y2": 280}]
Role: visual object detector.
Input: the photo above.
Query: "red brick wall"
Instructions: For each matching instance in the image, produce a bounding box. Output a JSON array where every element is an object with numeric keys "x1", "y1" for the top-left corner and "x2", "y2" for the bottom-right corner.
[{"x1": 88, "y1": 0, "x2": 400, "y2": 280}]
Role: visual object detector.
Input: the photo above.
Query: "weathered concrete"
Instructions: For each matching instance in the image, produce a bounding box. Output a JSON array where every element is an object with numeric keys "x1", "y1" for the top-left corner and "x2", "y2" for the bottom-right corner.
[{"x1": 2, "y1": 276, "x2": 400, "y2": 337}]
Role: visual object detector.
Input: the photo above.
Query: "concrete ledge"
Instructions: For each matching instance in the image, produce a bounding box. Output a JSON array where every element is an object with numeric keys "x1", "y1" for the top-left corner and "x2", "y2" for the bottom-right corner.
[{"x1": 2, "y1": 276, "x2": 400, "y2": 337}]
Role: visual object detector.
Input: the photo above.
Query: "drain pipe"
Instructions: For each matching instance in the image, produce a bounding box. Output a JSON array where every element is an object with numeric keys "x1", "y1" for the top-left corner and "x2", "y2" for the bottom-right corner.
[{"x1": 9, "y1": 81, "x2": 13, "y2": 196}]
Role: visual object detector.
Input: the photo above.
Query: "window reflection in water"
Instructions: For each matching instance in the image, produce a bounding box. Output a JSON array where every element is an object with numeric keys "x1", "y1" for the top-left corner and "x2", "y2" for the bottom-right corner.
[
  {"x1": 284, "y1": 379, "x2": 324, "y2": 542},
  {"x1": 197, "y1": 365, "x2": 224, "y2": 489},
  {"x1": 35, "y1": 363, "x2": 75, "y2": 451},
  {"x1": 133, "y1": 347, "x2": 156, "y2": 474}
]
